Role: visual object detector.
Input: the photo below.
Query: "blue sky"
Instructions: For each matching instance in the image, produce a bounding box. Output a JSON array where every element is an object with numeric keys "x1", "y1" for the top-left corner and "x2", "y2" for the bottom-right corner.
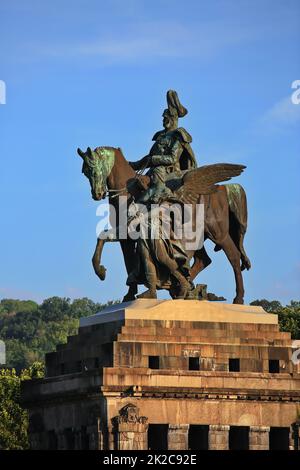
[{"x1": 0, "y1": 0, "x2": 299, "y2": 305}]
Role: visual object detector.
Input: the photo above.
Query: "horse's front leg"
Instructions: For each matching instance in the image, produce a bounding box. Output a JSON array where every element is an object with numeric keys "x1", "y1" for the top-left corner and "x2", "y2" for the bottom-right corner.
[
  {"x1": 92, "y1": 229, "x2": 120, "y2": 281},
  {"x1": 92, "y1": 238, "x2": 107, "y2": 281}
]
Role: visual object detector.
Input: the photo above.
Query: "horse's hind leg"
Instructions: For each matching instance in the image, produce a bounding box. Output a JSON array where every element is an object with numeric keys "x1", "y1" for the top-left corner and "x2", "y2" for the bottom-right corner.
[
  {"x1": 218, "y1": 234, "x2": 245, "y2": 304},
  {"x1": 238, "y1": 228, "x2": 251, "y2": 271},
  {"x1": 229, "y1": 213, "x2": 251, "y2": 272}
]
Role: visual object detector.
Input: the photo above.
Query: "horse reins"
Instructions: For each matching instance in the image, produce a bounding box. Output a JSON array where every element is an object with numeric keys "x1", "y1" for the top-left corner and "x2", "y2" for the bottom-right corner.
[{"x1": 106, "y1": 155, "x2": 150, "y2": 200}]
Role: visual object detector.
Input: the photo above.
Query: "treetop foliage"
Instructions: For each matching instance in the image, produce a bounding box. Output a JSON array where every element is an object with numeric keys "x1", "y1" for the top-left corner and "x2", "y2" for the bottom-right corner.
[
  {"x1": 0, "y1": 362, "x2": 45, "y2": 450},
  {"x1": 0, "y1": 297, "x2": 120, "y2": 371}
]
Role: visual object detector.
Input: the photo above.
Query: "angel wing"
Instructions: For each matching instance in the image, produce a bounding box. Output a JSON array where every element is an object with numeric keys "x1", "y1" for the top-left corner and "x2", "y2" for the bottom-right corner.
[{"x1": 174, "y1": 163, "x2": 246, "y2": 204}]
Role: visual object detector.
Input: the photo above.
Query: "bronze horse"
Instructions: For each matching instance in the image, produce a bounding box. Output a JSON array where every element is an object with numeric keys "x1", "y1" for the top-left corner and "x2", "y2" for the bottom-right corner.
[{"x1": 77, "y1": 146, "x2": 251, "y2": 304}]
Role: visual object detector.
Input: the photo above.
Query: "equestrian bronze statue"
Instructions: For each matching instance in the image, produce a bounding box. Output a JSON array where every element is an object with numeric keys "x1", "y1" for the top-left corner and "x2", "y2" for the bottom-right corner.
[{"x1": 77, "y1": 90, "x2": 251, "y2": 304}]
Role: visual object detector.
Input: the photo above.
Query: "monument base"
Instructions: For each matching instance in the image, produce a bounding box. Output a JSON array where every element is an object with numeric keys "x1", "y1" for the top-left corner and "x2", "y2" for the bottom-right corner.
[{"x1": 22, "y1": 300, "x2": 300, "y2": 450}]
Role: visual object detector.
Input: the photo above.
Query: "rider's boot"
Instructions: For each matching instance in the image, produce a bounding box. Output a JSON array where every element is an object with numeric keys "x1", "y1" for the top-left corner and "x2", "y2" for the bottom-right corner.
[
  {"x1": 138, "y1": 173, "x2": 172, "y2": 204},
  {"x1": 137, "y1": 270, "x2": 158, "y2": 299},
  {"x1": 151, "y1": 179, "x2": 172, "y2": 204}
]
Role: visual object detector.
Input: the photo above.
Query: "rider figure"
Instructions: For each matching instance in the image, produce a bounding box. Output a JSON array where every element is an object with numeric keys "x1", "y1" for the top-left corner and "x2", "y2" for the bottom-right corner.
[{"x1": 129, "y1": 90, "x2": 197, "y2": 203}]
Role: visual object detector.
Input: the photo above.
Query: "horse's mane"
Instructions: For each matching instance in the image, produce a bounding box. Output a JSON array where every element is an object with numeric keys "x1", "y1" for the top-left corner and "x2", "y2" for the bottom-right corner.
[
  {"x1": 94, "y1": 146, "x2": 116, "y2": 152},
  {"x1": 94, "y1": 146, "x2": 123, "y2": 155}
]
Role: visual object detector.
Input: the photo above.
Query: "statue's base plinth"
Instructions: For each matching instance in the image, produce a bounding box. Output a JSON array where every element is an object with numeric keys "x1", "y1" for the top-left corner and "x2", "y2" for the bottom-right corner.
[
  {"x1": 22, "y1": 299, "x2": 300, "y2": 450},
  {"x1": 79, "y1": 299, "x2": 278, "y2": 327}
]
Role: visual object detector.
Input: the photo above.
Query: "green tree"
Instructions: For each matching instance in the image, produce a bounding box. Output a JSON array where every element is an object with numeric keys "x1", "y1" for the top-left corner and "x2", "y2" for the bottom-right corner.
[
  {"x1": 0, "y1": 369, "x2": 28, "y2": 449},
  {"x1": 21, "y1": 361, "x2": 45, "y2": 380},
  {"x1": 5, "y1": 340, "x2": 31, "y2": 371},
  {"x1": 278, "y1": 305, "x2": 300, "y2": 339},
  {"x1": 0, "y1": 362, "x2": 45, "y2": 450},
  {"x1": 250, "y1": 299, "x2": 282, "y2": 313},
  {"x1": 250, "y1": 299, "x2": 300, "y2": 339},
  {"x1": 0, "y1": 297, "x2": 118, "y2": 370},
  {"x1": 40, "y1": 296, "x2": 71, "y2": 321},
  {"x1": 0, "y1": 299, "x2": 38, "y2": 315}
]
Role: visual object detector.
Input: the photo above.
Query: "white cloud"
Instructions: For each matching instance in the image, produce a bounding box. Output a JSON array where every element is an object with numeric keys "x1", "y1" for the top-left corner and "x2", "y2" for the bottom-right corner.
[
  {"x1": 2, "y1": 1, "x2": 300, "y2": 67},
  {"x1": 257, "y1": 96, "x2": 300, "y2": 134},
  {"x1": 262, "y1": 96, "x2": 300, "y2": 125},
  {"x1": 25, "y1": 19, "x2": 258, "y2": 65}
]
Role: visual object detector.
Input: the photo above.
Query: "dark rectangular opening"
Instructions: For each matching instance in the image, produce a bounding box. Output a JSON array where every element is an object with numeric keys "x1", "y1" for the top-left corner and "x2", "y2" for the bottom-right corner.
[
  {"x1": 48, "y1": 430, "x2": 58, "y2": 450},
  {"x1": 81, "y1": 426, "x2": 90, "y2": 450},
  {"x1": 189, "y1": 357, "x2": 200, "y2": 371},
  {"x1": 65, "y1": 428, "x2": 75, "y2": 450},
  {"x1": 229, "y1": 358, "x2": 240, "y2": 372},
  {"x1": 149, "y1": 356, "x2": 160, "y2": 369},
  {"x1": 76, "y1": 360, "x2": 82, "y2": 372},
  {"x1": 94, "y1": 357, "x2": 100, "y2": 368},
  {"x1": 188, "y1": 425, "x2": 209, "y2": 450},
  {"x1": 148, "y1": 424, "x2": 168, "y2": 450},
  {"x1": 269, "y1": 427, "x2": 289, "y2": 450},
  {"x1": 102, "y1": 343, "x2": 113, "y2": 367},
  {"x1": 60, "y1": 363, "x2": 65, "y2": 375},
  {"x1": 269, "y1": 359, "x2": 280, "y2": 373},
  {"x1": 292, "y1": 424, "x2": 299, "y2": 451},
  {"x1": 229, "y1": 426, "x2": 249, "y2": 450}
]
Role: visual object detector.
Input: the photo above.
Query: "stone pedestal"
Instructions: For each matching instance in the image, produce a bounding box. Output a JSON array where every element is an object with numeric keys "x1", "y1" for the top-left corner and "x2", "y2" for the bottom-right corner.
[
  {"x1": 291, "y1": 423, "x2": 300, "y2": 450},
  {"x1": 107, "y1": 427, "x2": 115, "y2": 450},
  {"x1": 29, "y1": 432, "x2": 43, "y2": 450},
  {"x1": 21, "y1": 299, "x2": 300, "y2": 450},
  {"x1": 209, "y1": 425, "x2": 229, "y2": 450},
  {"x1": 112, "y1": 403, "x2": 148, "y2": 450},
  {"x1": 249, "y1": 426, "x2": 270, "y2": 450},
  {"x1": 57, "y1": 431, "x2": 67, "y2": 450},
  {"x1": 74, "y1": 429, "x2": 81, "y2": 450},
  {"x1": 116, "y1": 423, "x2": 148, "y2": 450},
  {"x1": 168, "y1": 425, "x2": 189, "y2": 450}
]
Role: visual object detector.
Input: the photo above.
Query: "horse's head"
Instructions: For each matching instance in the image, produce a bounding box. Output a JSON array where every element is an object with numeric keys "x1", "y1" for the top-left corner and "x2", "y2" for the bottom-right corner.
[{"x1": 77, "y1": 146, "x2": 115, "y2": 200}]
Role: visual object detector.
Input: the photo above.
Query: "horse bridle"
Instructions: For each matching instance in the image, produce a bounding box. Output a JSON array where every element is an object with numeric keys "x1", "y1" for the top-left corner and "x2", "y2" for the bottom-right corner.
[{"x1": 105, "y1": 155, "x2": 150, "y2": 200}]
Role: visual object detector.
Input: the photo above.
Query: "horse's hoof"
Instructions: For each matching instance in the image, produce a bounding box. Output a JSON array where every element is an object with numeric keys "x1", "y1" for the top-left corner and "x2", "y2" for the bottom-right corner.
[
  {"x1": 122, "y1": 294, "x2": 136, "y2": 302},
  {"x1": 95, "y1": 265, "x2": 106, "y2": 281},
  {"x1": 176, "y1": 286, "x2": 190, "y2": 300},
  {"x1": 241, "y1": 256, "x2": 251, "y2": 271},
  {"x1": 137, "y1": 290, "x2": 157, "y2": 299},
  {"x1": 233, "y1": 297, "x2": 244, "y2": 304},
  {"x1": 185, "y1": 290, "x2": 196, "y2": 300}
]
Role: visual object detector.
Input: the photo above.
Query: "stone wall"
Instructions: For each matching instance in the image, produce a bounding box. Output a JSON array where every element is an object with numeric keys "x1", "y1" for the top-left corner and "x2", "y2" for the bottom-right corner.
[{"x1": 21, "y1": 300, "x2": 300, "y2": 450}]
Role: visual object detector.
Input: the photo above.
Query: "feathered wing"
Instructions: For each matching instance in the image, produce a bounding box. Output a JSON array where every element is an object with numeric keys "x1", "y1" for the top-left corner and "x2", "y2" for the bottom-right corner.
[{"x1": 174, "y1": 163, "x2": 246, "y2": 204}]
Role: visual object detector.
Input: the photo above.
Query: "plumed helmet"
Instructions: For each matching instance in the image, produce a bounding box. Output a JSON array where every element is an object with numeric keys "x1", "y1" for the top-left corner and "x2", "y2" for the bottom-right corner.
[{"x1": 163, "y1": 90, "x2": 188, "y2": 119}]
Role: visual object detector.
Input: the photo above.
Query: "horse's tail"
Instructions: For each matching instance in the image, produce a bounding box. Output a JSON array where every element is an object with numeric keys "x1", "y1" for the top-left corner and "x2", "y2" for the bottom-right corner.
[{"x1": 226, "y1": 183, "x2": 251, "y2": 270}]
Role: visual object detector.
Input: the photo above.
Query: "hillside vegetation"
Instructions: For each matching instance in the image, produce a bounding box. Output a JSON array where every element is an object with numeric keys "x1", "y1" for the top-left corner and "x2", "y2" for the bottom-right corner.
[{"x1": 0, "y1": 297, "x2": 119, "y2": 371}]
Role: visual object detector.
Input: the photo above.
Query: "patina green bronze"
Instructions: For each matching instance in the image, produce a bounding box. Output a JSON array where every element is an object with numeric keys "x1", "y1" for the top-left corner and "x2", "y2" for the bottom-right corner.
[
  {"x1": 78, "y1": 146, "x2": 115, "y2": 200},
  {"x1": 77, "y1": 90, "x2": 251, "y2": 303}
]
